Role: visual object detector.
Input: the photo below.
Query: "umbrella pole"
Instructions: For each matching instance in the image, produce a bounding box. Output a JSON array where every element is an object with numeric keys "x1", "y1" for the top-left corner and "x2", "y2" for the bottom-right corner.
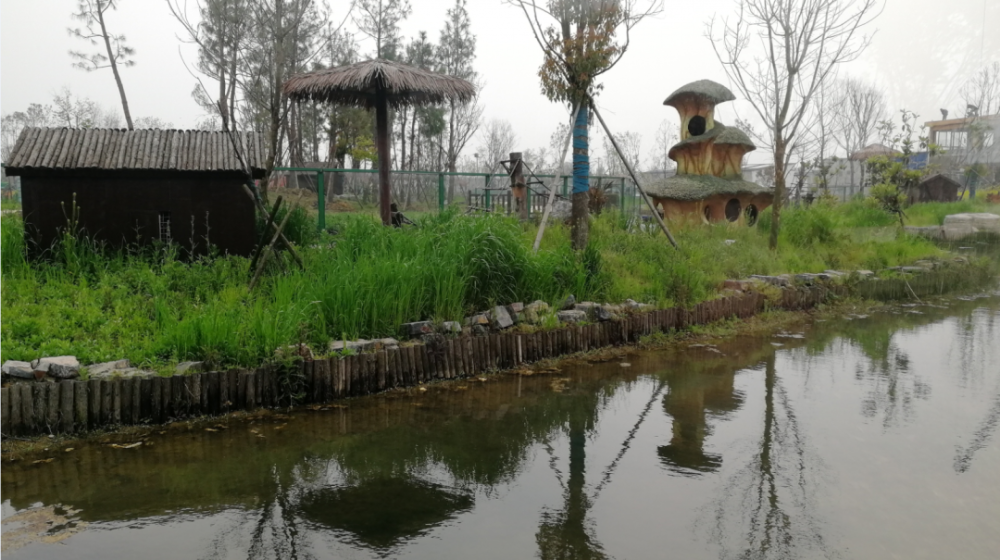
[{"x1": 376, "y1": 90, "x2": 392, "y2": 226}]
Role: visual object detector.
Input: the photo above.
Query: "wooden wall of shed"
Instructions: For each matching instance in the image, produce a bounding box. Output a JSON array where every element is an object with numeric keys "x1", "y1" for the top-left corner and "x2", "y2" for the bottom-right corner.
[{"x1": 19, "y1": 170, "x2": 256, "y2": 256}]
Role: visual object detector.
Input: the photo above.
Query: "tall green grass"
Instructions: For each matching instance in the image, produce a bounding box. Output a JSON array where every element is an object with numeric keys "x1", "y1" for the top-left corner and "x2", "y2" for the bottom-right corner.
[{"x1": 0, "y1": 200, "x2": 976, "y2": 369}]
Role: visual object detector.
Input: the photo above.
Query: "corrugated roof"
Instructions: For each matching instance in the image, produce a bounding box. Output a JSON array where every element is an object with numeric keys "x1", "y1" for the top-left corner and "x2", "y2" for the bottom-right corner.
[{"x1": 4, "y1": 128, "x2": 267, "y2": 175}]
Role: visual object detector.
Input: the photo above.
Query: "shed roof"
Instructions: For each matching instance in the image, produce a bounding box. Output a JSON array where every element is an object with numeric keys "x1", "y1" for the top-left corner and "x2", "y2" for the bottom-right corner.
[
  {"x1": 4, "y1": 128, "x2": 267, "y2": 176},
  {"x1": 917, "y1": 173, "x2": 961, "y2": 187}
]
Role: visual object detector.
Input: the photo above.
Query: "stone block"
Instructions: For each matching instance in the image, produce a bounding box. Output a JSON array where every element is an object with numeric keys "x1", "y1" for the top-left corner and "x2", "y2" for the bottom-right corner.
[
  {"x1": 440, "y1": 321, "x2": 462, "y2": 334},
  {"x1": 560, "y1": 295, "x2": 576, "y2": 310},
  {"x1": 176, "y1": 361, "x2": 204, "y2": 375},
  {"x1": 465, "y1": 314, "x2": 490, "y2": 327},
  {"x1": 944, "y1": 212, "x2": 1000, "y2": 233},
  {"x1": 37, "y1": 356, "x2": 80, "y2": 379},
  {"x1": 595, "y1": 306, "x2": 614, "y2": 322},
  {"x1": 855, "y1": 270, "x2": 875, "y2": 277},
  {"x1": 623, "y1": 298, "x2": 643, "y2": 309},
  {"x1": 86, "y1": 359, "x2": 132, "y2": 378},
  {"x1": 507, "y1": 302, "x2": 524, "y2": 313},
  {"x1": 557, "y1": 310, "x2": 587, "y2": 323},
  {"x1": 1, "y1": 360, "x2": 34, "y2": 379},
  {"x1": 329, "y1": 339, "x2": 372, "y2": 353},
  {"x1": 490, "y1": 305, "x2": 515, "y2": 330},
  {"x1": 574, "y1": 302, "x2": 600, "y2": 319},
  {"x1": 401, "y1": 321, "x2": 434, "y2": 338}
]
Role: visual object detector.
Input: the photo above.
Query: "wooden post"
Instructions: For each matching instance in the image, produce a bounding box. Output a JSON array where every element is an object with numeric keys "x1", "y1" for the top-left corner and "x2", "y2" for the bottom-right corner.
[
  {"x1": 8, "y1": 386, "x2": 21, "y2": 436},
  {"x1": 151, "y1": 377, "x2": 162, "y2": 422},
  {"x1": 1, "y1": 387, "x2": 10, "y2": 436},
  {"x1": 510, "y1": 152, "x2": 528, "y2": 220},
  {"x1": 376, "y1": 90, "x2": 392, "y2": 226},
  {"x1": 20, "y1": 385, "x2": 33, "y2": 435},
  {"x1": 59, "y1": 381, "x2": 75, "y2": 433},
  {"x1": 47, "y1": 383, "x2": 60, "y2": 432}
]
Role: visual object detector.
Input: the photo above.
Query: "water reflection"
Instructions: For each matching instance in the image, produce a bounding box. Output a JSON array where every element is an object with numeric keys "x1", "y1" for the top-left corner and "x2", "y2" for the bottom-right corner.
[
  {"x1": 708, "y1": 354, "x2": 832, "y2": 560},
  {"x1": 659, "y1": 351, "x2": 744, "y2": 475},
  {"x1": 2, "y1": 295, "x2": 998, "y2": 559}
]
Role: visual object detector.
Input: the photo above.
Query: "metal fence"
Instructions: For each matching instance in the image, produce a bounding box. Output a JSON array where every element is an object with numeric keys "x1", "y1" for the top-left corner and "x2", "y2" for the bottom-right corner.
[{"x1": 273, "y1": 167, "x2": 643, "y2": 230}]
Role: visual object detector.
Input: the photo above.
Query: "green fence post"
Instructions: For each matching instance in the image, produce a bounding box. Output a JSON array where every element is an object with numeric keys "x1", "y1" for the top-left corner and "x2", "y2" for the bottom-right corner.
[
  {"x1": 526, "y1": 183, "x2": 531, "y2": 217},
  {"x1": 562, "y1": 175, "x2": 569, "y2": 198},
  {"x1": 620, "y1": 177, "x2": 626, "y2": 212},
  {"x1": 438, "y1": 173, "x2": 445, "y2": 212},
  {"x1": 317, "y1": 171, "x2": 326, "y2": 231}
]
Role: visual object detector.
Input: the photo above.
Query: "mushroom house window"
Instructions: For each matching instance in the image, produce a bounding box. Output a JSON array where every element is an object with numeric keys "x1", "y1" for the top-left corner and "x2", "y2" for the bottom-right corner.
[{"x1": 688, "y1": 116, "x2": 707, "y2": 137}]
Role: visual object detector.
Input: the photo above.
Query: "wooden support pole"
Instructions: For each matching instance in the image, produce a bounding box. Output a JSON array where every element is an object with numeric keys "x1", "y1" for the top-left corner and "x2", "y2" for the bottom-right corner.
[
  {"x1": 587, "y1": 96, "x2": 680, "y2": 249},
  {"x1": 534, "y1": 102, "x2": 582, "y2": 253}
]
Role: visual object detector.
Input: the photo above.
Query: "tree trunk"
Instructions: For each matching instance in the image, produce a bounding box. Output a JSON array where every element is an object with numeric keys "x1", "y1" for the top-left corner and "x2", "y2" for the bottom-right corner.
[
  {"x1": 770, "y1": 140, "x2": 786, "y2": 250},
  {"x1": 97, "y1": 3, "x2": 133, "y2": 130},
  {"x1": 571, "y1": 102, "x2": 590, "y2": 251}
]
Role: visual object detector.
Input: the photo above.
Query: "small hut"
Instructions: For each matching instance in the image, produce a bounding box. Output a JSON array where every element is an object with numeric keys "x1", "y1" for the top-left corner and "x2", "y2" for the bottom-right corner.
[
  {"x1": 4, "y1": 127, "x2": 266, "y2": 256},
  {"x1": 646, "y1": 80, "x2": 772, "y2": 225},
  {"x1": 905, "y1": 173, "x2": 960, "y2": 204}
]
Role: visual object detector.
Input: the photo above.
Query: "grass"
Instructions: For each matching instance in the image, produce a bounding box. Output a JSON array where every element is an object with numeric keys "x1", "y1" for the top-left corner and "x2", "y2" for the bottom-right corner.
[{"x1": 1, "y1": 199, "x2": 992, "y2": 370}]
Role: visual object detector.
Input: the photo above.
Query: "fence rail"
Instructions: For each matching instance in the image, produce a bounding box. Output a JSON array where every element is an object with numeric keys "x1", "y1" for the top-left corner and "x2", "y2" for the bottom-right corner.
[{"x1": 272, "y1": 167, "x2": 642, "y2": 229}]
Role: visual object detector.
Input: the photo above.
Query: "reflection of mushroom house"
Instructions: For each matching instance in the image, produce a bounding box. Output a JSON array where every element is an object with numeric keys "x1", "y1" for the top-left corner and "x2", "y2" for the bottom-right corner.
[{"x1": 647, "y1": 80, "x2": 772, "y2": 225}]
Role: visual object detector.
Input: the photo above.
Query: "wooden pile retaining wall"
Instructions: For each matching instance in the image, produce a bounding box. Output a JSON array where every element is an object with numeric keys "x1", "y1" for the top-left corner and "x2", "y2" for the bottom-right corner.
[{"x1": 2, "y1": 287, "x2": 833, "y2": 437}]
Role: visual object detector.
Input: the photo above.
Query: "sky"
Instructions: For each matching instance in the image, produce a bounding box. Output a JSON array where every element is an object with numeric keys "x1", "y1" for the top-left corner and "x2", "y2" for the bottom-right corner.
[{"x1": 1, "y1": 0, "x2": 997, "y2": 167}]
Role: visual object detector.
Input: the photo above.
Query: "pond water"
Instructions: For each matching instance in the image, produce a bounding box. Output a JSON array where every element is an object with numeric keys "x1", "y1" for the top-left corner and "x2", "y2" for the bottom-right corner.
[{"x1": 3, "y1": 294, "x2": 1000, "y2": 559}]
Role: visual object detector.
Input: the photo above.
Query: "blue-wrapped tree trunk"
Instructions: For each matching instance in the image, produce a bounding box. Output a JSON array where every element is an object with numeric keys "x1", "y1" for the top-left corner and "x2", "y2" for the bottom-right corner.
[{"x1": 571, "y1": 100, "x2": 590, "y2": 251}]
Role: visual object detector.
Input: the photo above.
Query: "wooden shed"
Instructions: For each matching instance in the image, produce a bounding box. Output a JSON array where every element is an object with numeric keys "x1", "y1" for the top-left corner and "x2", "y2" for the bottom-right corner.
[
  {"x1": 906, "y1": 173, "x2": 960, "y2": 204},
  {"x1": 4, "y1": 128, "x2": 266, "y2": 256}
]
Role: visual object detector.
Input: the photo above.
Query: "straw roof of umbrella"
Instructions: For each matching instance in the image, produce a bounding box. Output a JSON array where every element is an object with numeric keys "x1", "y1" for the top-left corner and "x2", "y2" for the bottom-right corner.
[
  {"x1": 849, "y1": 143, "x2": 901, "y2": 161},
  {"x1": 283, "y1": 58, "x2": 476, "y2": 108}
]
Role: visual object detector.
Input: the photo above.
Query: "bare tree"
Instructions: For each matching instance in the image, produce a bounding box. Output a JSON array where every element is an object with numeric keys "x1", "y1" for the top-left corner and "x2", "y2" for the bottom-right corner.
[
  {"x1": 647, "y1": 119, "x2": 676, "y2": 179},
  {"x1": 708, "y1": 0, "x2": 882, "y2": 249},
  {"x1": 437, "y1": 0, "x2": 483, "y2": 202},
  {"x1": 69, "y1": 0, "x2": 136, "y2": 129},
  {"x1": 167, "y1": 0, "x2": 249, "y2": 131},
  {"x1": 602, "y1": 131, "x2": 641, "y2": 176},
  {"x1": 354, "y1": 0, "x2": 411, "y2": 59},
  {"x1": 52, "y1": 89, "x2": 123, "y2": 128},
  {"x1": 960, "y1": 61, "x2": 1000, "y2": 117},
  {"x1": 478, "y1": 119, "x2": 518, "y2": 172},
  {"x1": 2, "y1": 104, "x2": 53, "y2": 162},
  {"x1": 509, "y1": 0, "x2": 663, "y2": 250},
  {"x1": 831, "y1": 77, "x2": 887, "y2": 190}
]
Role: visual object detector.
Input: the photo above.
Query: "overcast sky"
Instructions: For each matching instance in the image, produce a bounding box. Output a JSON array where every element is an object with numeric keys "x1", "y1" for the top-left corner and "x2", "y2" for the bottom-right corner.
[{"x1": 1, "y1": 0, "x2": 997, "y2": 166}]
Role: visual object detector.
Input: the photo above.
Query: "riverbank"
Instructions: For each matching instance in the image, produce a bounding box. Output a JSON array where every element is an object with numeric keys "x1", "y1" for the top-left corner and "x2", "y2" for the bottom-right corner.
[
  {"x1": 2, "y1": 201, "x2": 980, "y2": 369},
  {"x1": 3, "y1": 257, "x2": 996, "y2": 446}
]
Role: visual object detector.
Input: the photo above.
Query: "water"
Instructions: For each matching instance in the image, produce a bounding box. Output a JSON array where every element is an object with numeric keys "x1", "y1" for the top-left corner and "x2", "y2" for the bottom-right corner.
[{"x1": 3, "y1": 295, "x2": 1000, "y2": 559}]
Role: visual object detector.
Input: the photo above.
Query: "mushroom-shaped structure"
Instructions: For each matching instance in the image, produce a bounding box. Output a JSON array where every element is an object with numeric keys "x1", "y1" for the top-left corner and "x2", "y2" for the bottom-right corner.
[
  {"x1": 647, "y1": 80, "x2": 772, "y2": 225},
  {"x1": 284, "y1": 59, "x2": 476, "y2": 225}
]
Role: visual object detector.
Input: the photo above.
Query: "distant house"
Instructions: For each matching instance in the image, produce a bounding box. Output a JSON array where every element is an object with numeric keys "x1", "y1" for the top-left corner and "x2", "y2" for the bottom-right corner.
[
  {"x1": 4, "y1": 128, "x2": 266, "y2": 256},
  {"x1": 905, "y1": 174, "x2": 960, "y2": 204},
  {"x1": 925, "y1": 114, "x2": 1000, "y2": 186}
]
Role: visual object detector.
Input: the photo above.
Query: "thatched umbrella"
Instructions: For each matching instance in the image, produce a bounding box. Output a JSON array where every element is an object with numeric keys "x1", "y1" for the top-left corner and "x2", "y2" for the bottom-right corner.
[{"x1": 283, "y1": 59, "x2": 476, "y2": 225}]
